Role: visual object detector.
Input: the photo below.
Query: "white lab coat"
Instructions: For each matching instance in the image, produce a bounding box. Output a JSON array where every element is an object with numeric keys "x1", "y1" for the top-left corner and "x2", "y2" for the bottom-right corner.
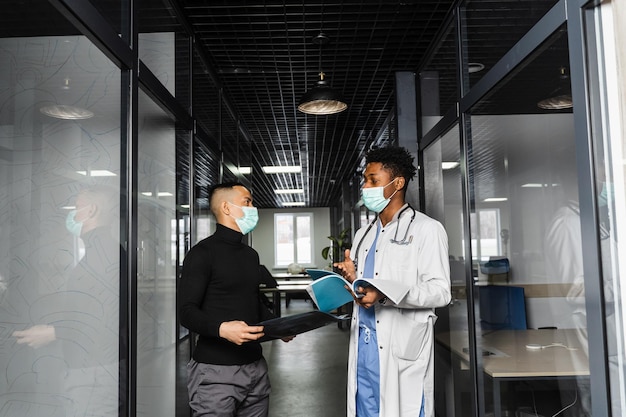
[
  {"x1": 346, "y1": 204, "x2": 451, "y2": 417},
  {"x1": 544, "y1": 201, "x2": 620, "y2": 416}
]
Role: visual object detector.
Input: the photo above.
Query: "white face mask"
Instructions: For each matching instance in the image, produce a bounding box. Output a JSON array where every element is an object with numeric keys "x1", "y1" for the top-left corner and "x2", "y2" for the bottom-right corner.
[
  {"x1": 361, "y1": 179, "x2": 398, "y2": 213},
  {"x1": 228, "y1": 202, "x2": 259, "y2": 234}
]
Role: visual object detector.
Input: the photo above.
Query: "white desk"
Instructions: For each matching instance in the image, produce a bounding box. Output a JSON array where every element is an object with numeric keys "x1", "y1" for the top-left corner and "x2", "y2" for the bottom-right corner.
[
  {"x1": 437, "y1": 329, "x2": 589, "y2": 416},
  {"x1": 260, "y1": 283, "x2": 311, "y2": 317},
  {"x1": 272, "y1": 272, "x2": 310, "y2": 280}
]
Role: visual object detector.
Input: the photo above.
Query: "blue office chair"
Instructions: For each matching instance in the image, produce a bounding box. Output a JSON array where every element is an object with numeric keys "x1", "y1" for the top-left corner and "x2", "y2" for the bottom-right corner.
[{"x1": 478, "y1": 285, "x2": 527, "y2": 330}]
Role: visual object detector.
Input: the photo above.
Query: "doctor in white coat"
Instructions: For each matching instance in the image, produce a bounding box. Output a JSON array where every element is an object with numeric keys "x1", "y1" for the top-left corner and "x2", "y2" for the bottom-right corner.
[{"x1": 335, "y1": 146, "x2": 451, "y2": 417}]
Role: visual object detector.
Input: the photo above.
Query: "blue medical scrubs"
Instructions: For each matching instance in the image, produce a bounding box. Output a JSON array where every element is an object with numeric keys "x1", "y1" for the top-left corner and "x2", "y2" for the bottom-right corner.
[{"x1": 356, "y1": 222, "x2": 380, "y2": 417}]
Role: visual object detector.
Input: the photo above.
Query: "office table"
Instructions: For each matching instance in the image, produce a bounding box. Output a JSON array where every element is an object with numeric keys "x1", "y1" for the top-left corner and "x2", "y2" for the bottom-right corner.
[
  {"x1": 260, "y1": 283, "x2": 311, "y2": 317},
  {"x1": 437, "y1": 329, "x2": 589, "y2": 416},
  {"x1": 272, "y1": 272, "x2": 311, "y2": 280}
]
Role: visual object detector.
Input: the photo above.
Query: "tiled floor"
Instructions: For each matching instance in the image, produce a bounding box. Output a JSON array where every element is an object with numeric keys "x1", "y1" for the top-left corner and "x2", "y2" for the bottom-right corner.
[{"x1": 177, "y1": 299, "x2": 350, "y2": 417}]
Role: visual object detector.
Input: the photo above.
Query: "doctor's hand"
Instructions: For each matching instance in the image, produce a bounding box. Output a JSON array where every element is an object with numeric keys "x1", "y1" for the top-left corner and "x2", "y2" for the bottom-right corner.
[
  {"x1": 334, "y1": 249, "x2": 356, "y2": 283},
  {"x1": 352, "y1": 286, "x2": 386, "y2": 309},
  {"x1": 219, "y1": 321, "x2": 264, "y2": 345}
]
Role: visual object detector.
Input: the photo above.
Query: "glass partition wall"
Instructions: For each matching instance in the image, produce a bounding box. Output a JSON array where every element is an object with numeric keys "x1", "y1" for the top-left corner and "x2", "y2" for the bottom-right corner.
[
  {"x1": 422, "y1": 0, "x2": 622, "y2": 416},
  {"x1": 2, "y1": 0, "x2": 622, "y2": 416},
  {"x1": 468, "y1": 30, "x2": 592, "y2": 416},
  {"x1": 424, "y1": 126, "x2": 473, "y2": 417},
  {"x1": 0, "y1": 1, "x2": 227, "y2": 416},
  {"x1": 0, "y1": 32, "x2": 123, "y2": 415},
  {"x1": 136, "y1": 90, "x2": 177, "y2": 416}
]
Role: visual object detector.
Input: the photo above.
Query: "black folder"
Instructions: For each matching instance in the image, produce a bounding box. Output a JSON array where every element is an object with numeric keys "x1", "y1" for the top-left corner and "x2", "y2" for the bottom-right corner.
[{"x1": 256, "y1": 310, "x2": 349, "y2": 342}]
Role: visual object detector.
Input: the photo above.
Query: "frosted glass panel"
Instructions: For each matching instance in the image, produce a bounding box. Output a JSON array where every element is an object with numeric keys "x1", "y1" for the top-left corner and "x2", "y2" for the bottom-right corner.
[
  {"x1": 136, "y1": 90, "x2": 177, "y2": 417},
  {"x1": 0, "y1": 35, "x2": 122, "y2": 415}
]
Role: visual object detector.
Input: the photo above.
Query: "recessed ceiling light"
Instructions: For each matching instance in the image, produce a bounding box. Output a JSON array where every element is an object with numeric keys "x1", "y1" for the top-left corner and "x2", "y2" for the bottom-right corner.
[
  {"x1": 521, "y1": 183, "x2": 560, "y2": 188},
  {"x1": 468, "y1": 63, "x2": 485, "y2": 73},
  {"x1": 76, "y1": 170, "x2": 117, "y2": 177},
  {"x1": 442, "y1": 161, "x2": 460, "y2": 170},
  {"x1": 262, "y1": 165, "x2": 302, "y2": 174},
  {"x1": 275, "y1": 189, "x2": 304, "y2": 194},
  {"x1": 282, "y1": 202, "x2": 306, "y2": 207},
  {"x1": 238, "y1": 167, "x2": 252, "y2": 174},
  {"x1": 141, "y1": 192, "x2": 173, "y2": 197},
  {"x1": 40, "y1": 104, "x2": 94, "y2": 120},
  {"x1": 483, "y1": 197, "x2": 508, "y2": 202}
]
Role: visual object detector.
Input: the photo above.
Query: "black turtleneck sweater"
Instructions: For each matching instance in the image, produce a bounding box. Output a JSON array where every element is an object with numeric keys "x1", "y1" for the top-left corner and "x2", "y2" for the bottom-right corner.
[{"x1": 179, "y1": 224, "x2": 273, "y2": 365}]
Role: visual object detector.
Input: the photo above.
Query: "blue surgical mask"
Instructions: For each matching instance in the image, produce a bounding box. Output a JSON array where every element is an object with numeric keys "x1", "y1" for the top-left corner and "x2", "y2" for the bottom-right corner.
[
  {"x1": 229, "y1": 202, "x2": 259, "y2": 235},
  {"x1": 66, "y1": 209, "x2": 84, "y2": 237},
  {"x1": 361, "y1": 179, "x2": 398, "y2": 213},
  {"x1": 599, "y1": 182, "x2": 614, "y2": 207}
]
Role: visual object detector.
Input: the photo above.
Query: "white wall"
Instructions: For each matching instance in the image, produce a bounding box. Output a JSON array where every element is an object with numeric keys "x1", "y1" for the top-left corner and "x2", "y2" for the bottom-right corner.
[{"x1": 252, "y1": 207, "x2": 331, "y2": 272}]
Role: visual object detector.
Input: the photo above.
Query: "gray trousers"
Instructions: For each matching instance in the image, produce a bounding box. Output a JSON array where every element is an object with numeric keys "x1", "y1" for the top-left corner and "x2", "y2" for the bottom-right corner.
[{"x1": 187, "y1": 357, "x2": 271, "y2": 417}]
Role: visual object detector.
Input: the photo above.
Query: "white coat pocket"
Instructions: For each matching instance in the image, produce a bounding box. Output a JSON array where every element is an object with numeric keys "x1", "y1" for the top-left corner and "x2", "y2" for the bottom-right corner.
[{"x1": 391, "y1": 315, "x2": 431, "y2": 361}]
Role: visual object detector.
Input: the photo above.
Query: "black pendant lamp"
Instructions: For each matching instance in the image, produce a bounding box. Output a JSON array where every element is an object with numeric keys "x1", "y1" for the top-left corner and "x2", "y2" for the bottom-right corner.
[
  {"x1": 537, "y1": 66, "x2": 573, "y2": 110},
  {"x1": 297, "y1": 33, "x2": 348, "y2": 115}
]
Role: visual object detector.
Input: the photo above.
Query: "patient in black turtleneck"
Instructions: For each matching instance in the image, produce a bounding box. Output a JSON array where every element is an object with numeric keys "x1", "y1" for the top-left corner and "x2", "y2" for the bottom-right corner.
[{"x1": 180, "y1": 181, "x2": 295, "y2": 417}]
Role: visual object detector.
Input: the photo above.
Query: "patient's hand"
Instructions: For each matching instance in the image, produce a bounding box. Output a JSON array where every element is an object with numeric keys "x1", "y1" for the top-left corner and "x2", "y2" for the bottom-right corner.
[{"x1": 13, "y1": 325, "x2": 56, "y2": 348}]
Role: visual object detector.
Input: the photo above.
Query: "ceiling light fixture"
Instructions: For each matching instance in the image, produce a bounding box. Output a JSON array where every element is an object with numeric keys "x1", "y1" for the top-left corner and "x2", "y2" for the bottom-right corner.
[
  {"x1": 468, "y1": 63, "x2": 485, "y2": 73},
  {"x1": 40, "y1": 104, "x2": 94, "y2": 120},
  {"x1": 297, "y1": 33, "x2": 347, "y2": 115},
  {"x1": 141, "y1": 191, "x2": 173, "y2": 197},
  {"x1": 275, "y1": 189, "x2": 304, "y2": 194},
  {"x1": 442, "y1": 161, "x2": 460, "y2": 170},
  {"x1": 282, "y1": 202, "x2": 306, "y2": 207},
  {"x1": 76, "y1": 169, "x2": 117, "y2": 177},
  {"x1": 521, "y1": 183, "x2": 559, "y2": 188},
  {"x1": 262, "y1": 165, "x2": 302, "y2": 174},
  {"x1": 537, "y1": 66, "x2": 573, "y2": 110}
]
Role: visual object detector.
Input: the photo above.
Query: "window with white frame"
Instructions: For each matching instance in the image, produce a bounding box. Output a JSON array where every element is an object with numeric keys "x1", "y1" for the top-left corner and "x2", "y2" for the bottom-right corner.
[
  {"x1": 469, "y1": 208, "x2": 502, "y2": 260},
  {"x1": 274, "y1": 212, "x2": 313, "y2": 266}
]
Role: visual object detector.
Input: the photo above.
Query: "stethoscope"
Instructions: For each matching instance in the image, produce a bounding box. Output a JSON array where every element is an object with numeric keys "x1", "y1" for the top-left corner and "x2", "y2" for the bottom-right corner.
[{"x1": 352, "y1": 204, "x2": 417, "y2": 271}]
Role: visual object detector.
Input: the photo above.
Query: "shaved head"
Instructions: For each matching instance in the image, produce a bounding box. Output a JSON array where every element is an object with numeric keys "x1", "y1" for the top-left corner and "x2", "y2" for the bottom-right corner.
[{"x1": 208, "y1": 182, "x2": 253, "y2": 230}]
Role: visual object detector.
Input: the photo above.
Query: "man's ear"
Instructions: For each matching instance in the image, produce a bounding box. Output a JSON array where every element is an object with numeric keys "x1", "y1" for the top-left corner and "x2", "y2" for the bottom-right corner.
[
  {"x1": 221, "y1": 200, "x2": 231, "y2": 216},
  {"x1": 396, "y1": 177, "x2": 406, "y2": 190},
  {"x1": 87, "y1": 203, "x2": 98, "y2": 219}
]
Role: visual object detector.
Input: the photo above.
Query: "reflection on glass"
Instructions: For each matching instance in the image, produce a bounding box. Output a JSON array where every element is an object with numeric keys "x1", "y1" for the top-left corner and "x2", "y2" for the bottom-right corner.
[
  {"x1": 424, "y1": 125, "x2": 471, "y2": 417},
  {"x1": 584, "y1": 3, "x2": 625, "y2": 415},
  {"x1": 461, "y1": 0, "x2": 560, "y2": 92},
  {"x1": 469, "y1": 29, "x2": 591, "y2": 416},
  {"x1": 138, "y1": 2, "x2": 187, "y2": 99},
  {"x1": 419, "y1": 24, "x2": 458, "y2": 136},
  {"x1": 136, "y1": 90, "x2": 177, "y2": 416},
  {"x1": 139, "y1": 32, "x2": 176, "y2": 96},
  {"x1": 193, "y1": 49, "x2": 220, "y2": 138},
  {"x1": 1, "y1": 35, "x2": 121, "y2": 415},
  {"x1": 193, "y1": 142, "x2": 218, "y2": 244}
]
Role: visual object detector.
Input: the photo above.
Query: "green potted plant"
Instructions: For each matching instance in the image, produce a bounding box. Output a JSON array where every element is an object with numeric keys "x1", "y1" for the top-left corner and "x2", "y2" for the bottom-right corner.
[{"x1": 321, "y1": 227, "x2": 351, "y2": 268}]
